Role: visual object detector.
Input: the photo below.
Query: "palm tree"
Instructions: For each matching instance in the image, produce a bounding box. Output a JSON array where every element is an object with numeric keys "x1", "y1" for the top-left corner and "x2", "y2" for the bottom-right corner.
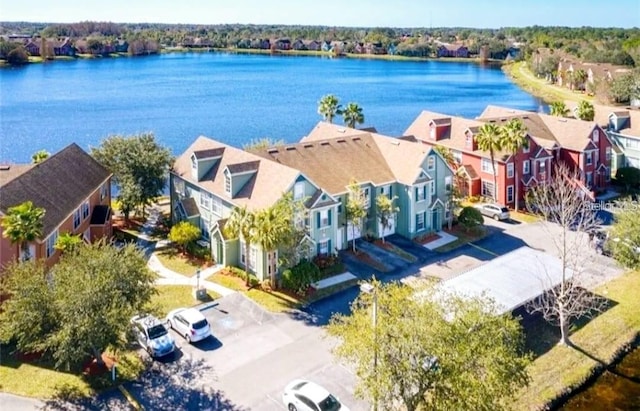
[
  {"x1": 549, "y1": 101, "x2": 569, "y2": 117},
  {"x1": 576, "y1": 100, "x2": 595, "y2": 121},
  {"x1": 342, "y1": 102, "x2": 365, "y2": 128},
  {"x1": 476, "y1": 123, "x2": 503, "y2": 202},
  {"x1": 500, "y1": 118, "x2": 529, "y2": 212},
  {"x1": 254, "y1": 200, "x2": 292, "y2": 289},
  {"x1": 317, "y1": 94, "x2": 342, "y2": 123},
  {"x1": 1, "y1": 201, "x2": 45, "y2": 262},
  {"x1": 574, "y1": 69, "x2": 588, "y2": 91},
  {"x1": 224, "y1": 205, "x2": 258, "y2": 286},
  {"x1": 31, "y1": 150, "x2": 50, "y2": 164}
]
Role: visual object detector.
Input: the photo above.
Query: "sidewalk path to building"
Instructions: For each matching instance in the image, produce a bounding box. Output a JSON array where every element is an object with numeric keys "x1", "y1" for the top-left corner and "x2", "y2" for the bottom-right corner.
[
  {"x1": 422, "y1": 231, "x2": 458, "y2": 250},
  {"x1": 137, "y1": 206, "x2": 236, "y2": 297}
]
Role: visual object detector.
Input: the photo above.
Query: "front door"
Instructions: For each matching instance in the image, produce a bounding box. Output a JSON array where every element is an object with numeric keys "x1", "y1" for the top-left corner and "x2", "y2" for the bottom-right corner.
[
  {"x1": 336, "y1": 227, "x2": 344, "y2": 251},
  {"x1": 432, "y1": 209, "x2": 440, "y2": 232}
]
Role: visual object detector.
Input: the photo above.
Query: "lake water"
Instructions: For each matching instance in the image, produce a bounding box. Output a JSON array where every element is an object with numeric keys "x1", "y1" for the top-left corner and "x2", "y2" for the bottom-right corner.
[{"x1": 0, "y1": 52, "x2": 542, "y2": 163}]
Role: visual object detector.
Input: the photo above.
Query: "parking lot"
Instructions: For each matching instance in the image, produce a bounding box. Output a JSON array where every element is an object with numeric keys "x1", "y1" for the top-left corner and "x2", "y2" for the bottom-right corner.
[{"x1": 128, "y1": 293, "x2": 369, "y2": 411}]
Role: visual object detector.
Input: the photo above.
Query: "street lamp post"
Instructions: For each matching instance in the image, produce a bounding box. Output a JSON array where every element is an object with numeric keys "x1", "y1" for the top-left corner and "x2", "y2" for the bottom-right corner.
[{"x1": 360, "y1": 282, "x2": 378, "y2": 411}]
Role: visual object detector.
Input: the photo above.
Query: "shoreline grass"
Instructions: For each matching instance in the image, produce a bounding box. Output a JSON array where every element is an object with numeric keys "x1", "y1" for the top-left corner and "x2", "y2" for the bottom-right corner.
[{"x1": 515, "y1": 269, "x2": 640, "y2": 410}]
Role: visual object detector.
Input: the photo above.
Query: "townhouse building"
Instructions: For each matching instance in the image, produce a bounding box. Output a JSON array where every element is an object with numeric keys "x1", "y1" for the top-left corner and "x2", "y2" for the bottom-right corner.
[
  {"x1": 0, "y1": 144, "x2": 112, "y2": 270},
  {"x1": 170, "y1": 123, "x2": 453, "y2": 282},
  {"x1": 404, "y1": 106, "x2": 612, "y2": 207}
]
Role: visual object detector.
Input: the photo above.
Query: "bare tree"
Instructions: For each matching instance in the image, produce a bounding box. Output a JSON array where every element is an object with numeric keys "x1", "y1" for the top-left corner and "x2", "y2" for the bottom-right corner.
[{"x1": 525, "y1": 164, "x2": 608, "y2": 345}]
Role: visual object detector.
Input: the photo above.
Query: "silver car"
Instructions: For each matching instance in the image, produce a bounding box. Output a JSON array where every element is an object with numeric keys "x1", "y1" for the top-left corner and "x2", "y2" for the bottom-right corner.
[
  {"x1": 476, "y1": 203, "x2": 510, "y2": 221},
  {"x1": 166, "y1": 307, "x2": 212, "y2": 343},
  {"x1": 131, "y1": 314, "x2": 176, "y2": 358}
]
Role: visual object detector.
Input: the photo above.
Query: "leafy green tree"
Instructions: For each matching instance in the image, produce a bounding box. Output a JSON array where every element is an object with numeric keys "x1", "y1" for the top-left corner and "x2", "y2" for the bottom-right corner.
[
  {"x1": 31, "y1": 150, "x2": 50, "y2": 164},
  {"x1": 476, "y1": 123, "x2": 502, "y2": 202},
  {"x1": 1, "y1": 201, "x2": 45, "y2": 262},
  {"x1": 458, "y1": 206, "x2": 484, "y2": 232},
  {"x1": 0, "y1": 242, "x2": 155, "y2": 369},
  {"x1": 376, "y1": 194, "x2": 398, "y2": 243},
  {"x1": 575, "y1": 100, "x2": 595, "y2": 121},
  {"x1": 317, "y1": 94, "x2": 342, "y2": 123},
  {"x1": 549, "y1": 101, "x2": 569, "y2": 117},
  {"x1": 500, "y1": 118, "x2": 529, "y2": 211},
  {"x1": 608, "y1": 202, "x2": 640, "y2": 269},
  {"x1": 342, "y1": 102, "x2": 365, "y2": 128},
  {"x1": 7, "y1": 46, "x2": 29, "y2": 65},
  {"x1": 615, "y1": 167, "x2": 640, "y2": 192},
  {"x1": 345, "y1": 179, "x2": 368, "y2": 252},
  {"x1": 433, "y1": 146, "x2": 458, "y2": 170},
  {"x1": 224, "y1": 205, "x2": 258, "y2": 286},
  {"x1": 168, "y1": 221, "x2": 201, "y2": 254},
  {"x1": 54, "y1": 232, "x2": 82, "y2": 254},
  {"x1": 91, "y1": 133, "x2": 174, "y2": 220},
  {"x1": 573, "y1": 69, "x2": 588, "y2": 90},
  {"x1": 0, "y1": 260, "x2": 56, "y2": 354},
  {"x1": 327, "y1": 281, "x2": 530, "y2": 411}
]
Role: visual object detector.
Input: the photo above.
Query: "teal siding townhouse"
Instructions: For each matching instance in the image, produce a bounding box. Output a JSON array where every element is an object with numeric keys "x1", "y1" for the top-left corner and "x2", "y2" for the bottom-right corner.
[{"x1": 170, "y1": 122, "x2": 453, "y2": 282}]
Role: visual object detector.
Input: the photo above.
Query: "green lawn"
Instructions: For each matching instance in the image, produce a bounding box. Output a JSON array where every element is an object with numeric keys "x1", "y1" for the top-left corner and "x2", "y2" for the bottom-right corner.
[
  {"x1": 148, "y1": 285, "x2": 220, "y2": 317},
  {"x1": 154, "y1": 249, "x2": 203, "y2": 277},
  {"x1": 0, "y1": 349, "x2": 143, "y2": 399},
  {"x1": 510, "y1": 210, "x2": 541, "y2": 224},
  {"x1": 208, "y1": 272, "x2": 247, "y2": 291},
  {"x1": 515, "y1": 269, "x2": 640, "y2": 410}
]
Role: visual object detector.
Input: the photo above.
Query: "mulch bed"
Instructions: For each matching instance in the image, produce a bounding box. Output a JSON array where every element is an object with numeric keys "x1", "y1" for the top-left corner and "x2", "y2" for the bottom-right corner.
[
  {"x1": 346, "y1": 249, "x2": 389, "y2": 272},
  {"x1": 83, "y1": 353, "x2": 116, "y2": 376},
  {"x1": 414, "y1": 233, "x2": 441, "y2": 245},
  {"x1": 16, "y1": 350, "x2": 44, "y2": 363}
]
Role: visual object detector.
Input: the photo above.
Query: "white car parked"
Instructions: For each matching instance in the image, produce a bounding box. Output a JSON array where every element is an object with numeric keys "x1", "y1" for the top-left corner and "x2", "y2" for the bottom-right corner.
[
  {"x1": 166, "y1": 307, "x2": 212, "y2": 343},
  {"x1": 475, "y1": 203, "x2": 510, "y2": 221},
  {"x1": 282, "y1": 379, "x2": 348, "y2": 411}
]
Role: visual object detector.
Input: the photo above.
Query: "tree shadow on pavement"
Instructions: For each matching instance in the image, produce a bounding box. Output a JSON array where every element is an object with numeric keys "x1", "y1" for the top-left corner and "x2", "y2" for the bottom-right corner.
[{"x1": 128, "y1": 357, "x2": 247, "y2": 411}]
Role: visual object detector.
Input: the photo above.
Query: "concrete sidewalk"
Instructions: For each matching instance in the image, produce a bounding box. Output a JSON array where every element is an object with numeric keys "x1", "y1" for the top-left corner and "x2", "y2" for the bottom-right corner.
[{"x1": 0, "y1": 393, "x2": 43, "y2": 411}]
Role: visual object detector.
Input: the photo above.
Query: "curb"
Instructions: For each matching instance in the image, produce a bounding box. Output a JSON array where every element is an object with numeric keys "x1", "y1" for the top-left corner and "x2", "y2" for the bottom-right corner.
[{"x1": 118, "y1": 384, "x2": 144, "y2": 411}]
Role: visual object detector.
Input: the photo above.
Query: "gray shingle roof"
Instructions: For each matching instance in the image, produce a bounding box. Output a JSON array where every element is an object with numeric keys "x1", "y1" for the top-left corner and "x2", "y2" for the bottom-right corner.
[{"x1": 0, "y1": 143, "x2": 111, "y2": 237}]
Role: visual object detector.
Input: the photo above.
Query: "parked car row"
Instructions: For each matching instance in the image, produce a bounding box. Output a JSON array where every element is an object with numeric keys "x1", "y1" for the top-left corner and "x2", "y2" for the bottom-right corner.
[{"x1": 130, "y1": 307, "x2": 212, "y2": 359}]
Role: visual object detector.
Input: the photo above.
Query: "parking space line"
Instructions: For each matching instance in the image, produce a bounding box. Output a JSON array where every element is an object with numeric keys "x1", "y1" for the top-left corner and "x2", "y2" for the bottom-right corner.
[
  {"x1": 467, "y1": 242, "x2": 499, "y2": 257},
  {"x1": 266, "y1": 394, "x2": 285, "y2": 409}
]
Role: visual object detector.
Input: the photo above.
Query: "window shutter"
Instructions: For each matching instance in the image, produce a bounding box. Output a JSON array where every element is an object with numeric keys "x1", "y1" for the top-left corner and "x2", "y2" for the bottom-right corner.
[
  {"x1": 389, "y1": 185, "x2": 393, "y2": 199},
  {"x1": 328, "y1": 239, "x2": 332, "y2": 252},
  {"x1": 415, "y1": 187, "x2": 418, "y2": 198},
  {"x1": 328, "y1": 209, "x2": 332, "y2": 225},
  {"x1": 317, "y1": 243, "x2": 321, "y2": 255},
  {"x1": 316, "y1": 212, "x2": 320, "y2": 228}
]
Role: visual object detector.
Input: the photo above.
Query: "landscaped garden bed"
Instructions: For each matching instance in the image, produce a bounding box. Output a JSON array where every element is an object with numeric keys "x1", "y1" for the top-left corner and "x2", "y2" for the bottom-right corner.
[
  {"x1": 373, "y1": 239, "x2": 418, "y2": 262},
  {"x1": 433, "y1": 226, "x2": 488, "y2": 253}
]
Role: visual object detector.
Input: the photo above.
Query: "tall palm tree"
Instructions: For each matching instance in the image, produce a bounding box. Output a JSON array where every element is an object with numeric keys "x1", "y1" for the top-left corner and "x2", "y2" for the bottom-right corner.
[
  {"x1": 549, "y1": 101, "x2": 569, "y2": 117},
  {"x1": 576, "y1": 100, "x2": 595, "y2": 121},
  {"x1": 500, "y1": 118, "x2": 529, "y2": 212},
  {"x1": 317, "y1": 94, "x2": 342, "y2": 123},
  {"x1": 342, "y1": 102, "x2": 365, "y2": 128},
  {"x1": 476, "y1": 123, "x2": 503, "y2": 202},
  {"x1": 254, "y1": 202, "x2": 292, "y2": 289},
  {"x1": 1, "y1": 201, "x2": 45, "y2": 262},
  {"x1": 224, "y1": 205, "x2": 258, "y2": 286}
]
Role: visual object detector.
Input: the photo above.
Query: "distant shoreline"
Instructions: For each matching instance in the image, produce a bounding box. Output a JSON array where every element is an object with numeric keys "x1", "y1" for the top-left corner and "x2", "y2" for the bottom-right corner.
[{"x1": 1, "y1": 47, "x2": 505, "y2": 67}]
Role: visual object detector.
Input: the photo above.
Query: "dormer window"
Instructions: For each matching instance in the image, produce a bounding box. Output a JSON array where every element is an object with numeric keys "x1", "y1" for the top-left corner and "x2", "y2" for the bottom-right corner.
[
  {"x1": 224, "y1": 172, "x2": 231, "y2": 195},
  {"x1": 465, "y1": 133, "x2": 473, "y2": 148}
]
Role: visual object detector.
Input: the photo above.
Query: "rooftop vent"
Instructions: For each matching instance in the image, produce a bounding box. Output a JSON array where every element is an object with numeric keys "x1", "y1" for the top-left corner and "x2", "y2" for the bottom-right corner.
[
  {"x1": 336, "y1": 139, "x2": 346, "y2": 143},
  {"x1": 390, "y1": 140, "x2": 400, "y2": 146},
  {"x1": 337, "y1": 128, "x2": 346, "y2": 133},
  {"x1": 352, "y1": 137, "x2": 361, "y2": 141},
  {"x1": 0, "y1": 165, "x2": 10, "y2": 171},
  {"x1": 303, "y1": 144, "x2": 313, "y2": 148},
  {"x1": 286, "y1": 146, "x2": 296, "y2": 151},
  {"x1": 267, "y1": 148, "x2": 279, "y2": 154},
  {"x1": 320, "y1": 142, "x2": 330, "y2": 146}
]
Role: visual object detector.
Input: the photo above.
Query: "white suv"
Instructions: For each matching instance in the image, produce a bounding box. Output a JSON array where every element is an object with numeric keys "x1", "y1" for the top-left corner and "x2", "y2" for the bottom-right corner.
[
  {"x1": 476, "y1": 203, "x2": 510, "y2": 221},
  {"x1": 166, "y1": 307, "x2": 212, "y2": 343},
  {"x1": 282, "y1": 379, "x2": 348, "y2": 411}
]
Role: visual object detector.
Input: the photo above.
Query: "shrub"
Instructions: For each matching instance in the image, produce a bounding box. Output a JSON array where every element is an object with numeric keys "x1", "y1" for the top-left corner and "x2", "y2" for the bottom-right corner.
[
  {"x1": 614, "y1": 167, "x2": 640, "y2": 192},
  {"x1": 468, "y1": 195, "x2": 481, "y2": 203},
  {"x1": 313, "y1": 254, "x2": 340, "y2": 270},
  {"x1": 458, "y1": 206, "x2": 484, "y2": 231},
  {"x1": 186, "y1": 241, "x2": 209, "y2": 260},
  {"x1": 222, "y1": 266, "x2": 260, "y2": 287},
  {"x1": 281, "y1": 260, "x2": 321, "y2": 295}
]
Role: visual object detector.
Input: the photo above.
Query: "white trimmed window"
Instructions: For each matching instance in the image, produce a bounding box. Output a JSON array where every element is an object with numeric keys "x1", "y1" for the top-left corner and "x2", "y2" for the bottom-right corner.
[
  {"x1": 416, "y1": 212, "x2": 425, "y2": 231},
  {"x1": 200, "y1": 217, "x2": 210, "y2": 240},
  {"x1": 430, "y1": 181, "x2": 435, "y2": 195},
  {"x1": 240, "y1": 241, "x2": 257, "y2": 270},
  {"x1": 444, "y1": 176, "x2": 452, "y2": 192},
  {"x1": 523, "y1": 160, "x2": 530, "y2": 174},
  {"x1": 415, "y1": 185, "x2": 427, "y2": 202},
  {"x1": 605, "y1": 146, "x2": 612, "y2": 162},
  {"x1": 294, "y1": 182, "x2": 305, "y2": 200},
  {"x1": 586, "y1": 152, "x2": 593, "y2": 166},
  {"x1": 523, "y1": 144, "x2": 530, "y2": 154},
  {"x1": 507, "y1": 185, "x2": 514, "y2": 203},
  {"x1": 211, "y1": 197, "x2": 221, "y2": 216},
  {"x1": 320, "y1": 209, "x2": 330, "y2": 227},
  {"x1": 81, "y1": 201, "x2": 90, "y2": 220},
  {"x1": 427, "y1": 155, "x2": 435, "y2": 171},
  {"x1": 430, "y1": 127, "x2": 436, "y2": 140},
  {"x1": 224, "y1": 172, "x2": 231, "y2": 195},
  {"x1": 46, "y1": 230, "x2": 58, "y2": 258},
  {"x1": 100, "y1": 183, "x2": 108, "y2": 201},
  {"x1": 592, "y1": 129, "x2": 599, "y2": 143},
  {"x1": 200, "y1": 191, "x2": 212, "y2": 210},
  {"x1": 73, "y1": 208, "x2": 81, "y2": 229},
  {"x1": 319, "y1": 239, "x2": 329, "y2": 255},
  {"x1": 539, "y1": 161, "x2": 546, "y2": 174},
  {"x1": 481, "y1": 180, "x2": 495, "y2": 200},
  {"x1": 507, "y1": 163, "x2": 514, "y2": 178},
  {"x1": 481, "y1": 158, "x2": 497, "y2": 175}
]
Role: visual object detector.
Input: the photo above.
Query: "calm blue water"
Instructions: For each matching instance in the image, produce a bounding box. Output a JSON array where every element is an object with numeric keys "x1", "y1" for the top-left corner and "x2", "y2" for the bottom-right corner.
[{"x1": 0, "y1": 52, "x2": 542, "y2": 163}]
